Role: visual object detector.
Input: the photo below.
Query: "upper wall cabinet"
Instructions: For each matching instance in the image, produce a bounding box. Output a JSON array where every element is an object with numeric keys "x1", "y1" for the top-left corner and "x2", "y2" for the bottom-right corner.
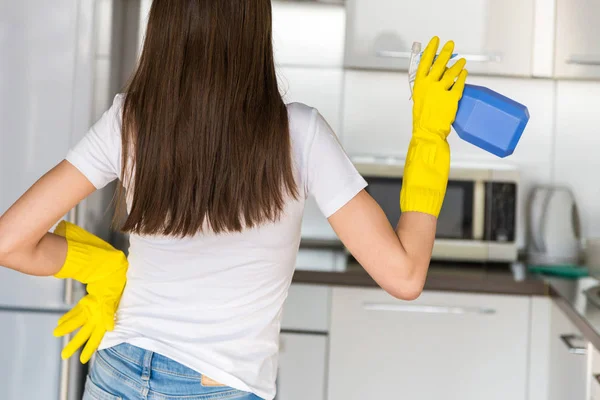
[
  {"x1": 344, "y1": 0, "x2": 535, "y2": 77},
  {"x1": 554, "y1": 0, "x2": 600, "y2": 79},
  {"x1": 272, "y1": 1, "x2": 345, "y2": 67}
]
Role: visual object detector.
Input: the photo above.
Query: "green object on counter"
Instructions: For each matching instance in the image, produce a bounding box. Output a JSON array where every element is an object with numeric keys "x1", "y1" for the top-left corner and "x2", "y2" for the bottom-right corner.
[{"x1": 527, "y1": 264, "x2": 589, "y2": 278}]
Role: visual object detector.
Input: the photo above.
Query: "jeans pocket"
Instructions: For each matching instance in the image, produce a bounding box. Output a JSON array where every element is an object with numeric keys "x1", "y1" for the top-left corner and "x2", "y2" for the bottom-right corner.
[{"x1": 83, "y1": 377, "x2": 122, "y2": 400}]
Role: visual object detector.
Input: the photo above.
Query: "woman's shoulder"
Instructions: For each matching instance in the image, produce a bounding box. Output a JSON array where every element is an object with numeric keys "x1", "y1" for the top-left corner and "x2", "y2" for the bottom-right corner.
[
  {"x1": 285, "y1": 101, "x2": 326, "y2": 139},
  {"x1": 286, "y1": 101, "x2": 317, "y2": 123},
  {"x1": 285, "y1": 102, "x2": 321, "y2": 152},
  {"x1": 285, "y1": 101, "x2": 337, "y2": 143}
]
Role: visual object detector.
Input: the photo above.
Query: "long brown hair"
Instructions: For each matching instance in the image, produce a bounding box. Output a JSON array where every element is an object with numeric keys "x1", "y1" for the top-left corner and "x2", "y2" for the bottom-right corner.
[{"x1": 118, "y1": 0, "x2": 297, "y2": 236}]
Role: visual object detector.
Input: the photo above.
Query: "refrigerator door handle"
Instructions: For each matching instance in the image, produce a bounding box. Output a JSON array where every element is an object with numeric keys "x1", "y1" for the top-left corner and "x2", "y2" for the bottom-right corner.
[
  {"x1": 60, "y1": 207, "x2": 77, "y2": 400},
  {"x1": 64, "y1": 207, "x2": 79, "y2": 305},
  {"x1": 64, "y1": 279, "x2": 75, "y2": 305},
  {"x1": 59, "y1": 337, "x2": 71, "y2": 400}
]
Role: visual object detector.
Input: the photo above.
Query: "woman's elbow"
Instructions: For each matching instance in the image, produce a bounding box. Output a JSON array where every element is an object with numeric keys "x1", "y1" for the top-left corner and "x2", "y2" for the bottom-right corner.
[
  {"x1": 383, "y1": 263, "x2": 427, "y2": 301},
  {"x1": 0, "y1": 237, "x2": 14, "y2": 267},
  {"x1": 386, "y1": 281, "x2": 424, "y2": 301},
  {"x1": 0, "y1": 237, "x2": 34, "y2": 275}
]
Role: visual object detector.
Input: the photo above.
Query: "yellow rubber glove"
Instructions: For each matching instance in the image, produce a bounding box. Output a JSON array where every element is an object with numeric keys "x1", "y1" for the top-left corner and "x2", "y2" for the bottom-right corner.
[
  {"x1": 400, "y1": 36, "x2": 468, "y2": 217},
  {"x1": 52, "y1": 221, "x2": 128, "y2": 363}
]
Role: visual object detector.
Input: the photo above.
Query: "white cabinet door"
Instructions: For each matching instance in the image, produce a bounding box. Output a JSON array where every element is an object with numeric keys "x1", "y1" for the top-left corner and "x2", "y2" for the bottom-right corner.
[
  {"x1": 277, "y1": 333, "x2": 328, "y2": 400},
  {"x1": 281, "y1": 284, "x2": 331, "y2": 332},
  {"x1": 589, "y1": 345, "x2": 600, "y2": 400},
  {"x1": 548, "y1": 303, "x2": 588, "y2": 400},
  {"x1": 272, "y1": 1, "x2": 345, "y2": 68},
  {"x1": 344, "y1": 0, "x2": 534, "y2": 76},
  {"x1": 555, "y1": 0, "x2": 600, "y2": 79},
  {"x1": 328, "y1": 287, "x2": 530, "y2": 400}
]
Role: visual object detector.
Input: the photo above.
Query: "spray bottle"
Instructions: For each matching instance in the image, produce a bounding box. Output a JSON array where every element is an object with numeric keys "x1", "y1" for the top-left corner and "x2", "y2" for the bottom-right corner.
[{"x1": 409, "y1": 42, "x2": 530, "y2": 158}]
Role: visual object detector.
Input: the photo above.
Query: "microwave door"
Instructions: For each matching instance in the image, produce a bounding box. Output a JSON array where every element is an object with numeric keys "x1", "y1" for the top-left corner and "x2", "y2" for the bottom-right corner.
[
  {"x1": 365, "y1": 177, "x2": 475, "y2": 240},
  {"x1": 437, "y1": 181, "x2": 475, "y2": 240}
]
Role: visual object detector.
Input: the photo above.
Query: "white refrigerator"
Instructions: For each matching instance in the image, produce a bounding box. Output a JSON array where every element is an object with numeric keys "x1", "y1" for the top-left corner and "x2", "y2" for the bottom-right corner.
[{"x1": 0, "y1": 0, "x2": 128, "y2": 398}]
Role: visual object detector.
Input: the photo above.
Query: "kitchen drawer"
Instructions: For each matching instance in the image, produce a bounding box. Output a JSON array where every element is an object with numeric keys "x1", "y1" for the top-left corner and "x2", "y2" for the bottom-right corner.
[
  {"x1": 328, "y1": 287, "x2": 530, "y2": 400},
  {"x1": 548, "y1": 302, "x2": 588, "y2": 400},
  {"x1": 281, "y1": 284, "x2": 331, "y2": 333},
  {"x1": 272, "y1": 1, "x2": 345, "y2": 67},
  {"x1": 344, "y1": 0, "x2": 534, "y2": 77}
]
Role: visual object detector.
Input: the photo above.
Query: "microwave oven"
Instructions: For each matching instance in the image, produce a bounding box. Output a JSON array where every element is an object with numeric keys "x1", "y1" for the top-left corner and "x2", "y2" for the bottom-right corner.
[{"x1": 354, "y1": 157, "x2": 519, "y2": 263}]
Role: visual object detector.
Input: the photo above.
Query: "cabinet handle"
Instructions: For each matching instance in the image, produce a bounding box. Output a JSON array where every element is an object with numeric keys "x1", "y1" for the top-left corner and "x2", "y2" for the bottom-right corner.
[
  {"x1": 362, "y1": 303, "x2": 496, "y2": 315},
  {"x1": 566, "y1": 55, "x2": 600, "y2": 66},
  {"x1": 560, "y1": 334, "x2": 587, "y2": 355},
  {"x1": 376, "y1": 50, "x2": 501, "y2": 63}
]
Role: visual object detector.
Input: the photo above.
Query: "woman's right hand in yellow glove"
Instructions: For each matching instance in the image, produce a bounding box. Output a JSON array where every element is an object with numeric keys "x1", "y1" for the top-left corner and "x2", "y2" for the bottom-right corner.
[
  {"x1": 400, "y1": 36, "x2": 468, "y2": 217},
  {"x1": 52, "y1": 221, "x2": 128, "y2": 363}
]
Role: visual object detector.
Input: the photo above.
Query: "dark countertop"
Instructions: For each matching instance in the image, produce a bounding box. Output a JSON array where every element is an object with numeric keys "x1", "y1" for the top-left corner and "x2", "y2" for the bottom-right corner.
[
  {"x1": 292, "y1": 261, "x2": 600, "y2": 350},
  {"x1": 293, "y1": 261, "x2": 549, "y2": 296}
]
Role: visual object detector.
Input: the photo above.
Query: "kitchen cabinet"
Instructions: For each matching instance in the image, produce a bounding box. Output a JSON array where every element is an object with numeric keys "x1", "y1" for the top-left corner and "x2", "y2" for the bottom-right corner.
[
  {"x1": 328, "y1": 287, "x2": 530, "y2": 400},
  {"x1": 277, "y1": 284, "x2": 331, "y2": 400},
  {"x1": 277, "y1": 333, "x2": 328, "y2": 400},
  {"x1": 548, "y1": 302, "x2": 588, "y2": 400},
  {"x1": 554, "y1": 0, "x2": 600, "y2": 79},
  {"x1": 272, "y1": 1, "x2": 345, "y2": 67},
  {"x1": 281, "y1": 284, "x2": 331, "y2": 332},
  {"x1": 590, "y1": 345, "x2": 600, "y2": 400},
  {"x1": 344, "y1": 0, "x2": 534, "y2": 77}
]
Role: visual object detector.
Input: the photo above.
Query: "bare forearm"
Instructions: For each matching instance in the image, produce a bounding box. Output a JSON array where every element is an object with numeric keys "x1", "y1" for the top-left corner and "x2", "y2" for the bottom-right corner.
[
  {"x1": 0, "y1": 232, "x2": 67, "y2": 276},
  {"x1": 395, "y1": 211, "x2": 437, "y2": 291},
  {"x1": 0, "y1": 161, "x2": 96, "y2": 276}
]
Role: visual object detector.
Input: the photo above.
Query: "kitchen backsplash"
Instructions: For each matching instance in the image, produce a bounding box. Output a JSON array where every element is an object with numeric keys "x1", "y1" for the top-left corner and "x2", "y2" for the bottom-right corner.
[{"x1": 273, "y1": 1, "x2": 600, "y2": 249}]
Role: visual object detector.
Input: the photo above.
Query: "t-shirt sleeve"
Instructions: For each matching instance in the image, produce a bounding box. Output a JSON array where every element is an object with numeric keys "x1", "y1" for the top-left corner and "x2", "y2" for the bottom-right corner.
[
  {"x1": 304, "y1": 110, "x2": 367, "y2": 218},
  {"x1": 66, "y1": 94, "x2": 124, "y2": 190}
]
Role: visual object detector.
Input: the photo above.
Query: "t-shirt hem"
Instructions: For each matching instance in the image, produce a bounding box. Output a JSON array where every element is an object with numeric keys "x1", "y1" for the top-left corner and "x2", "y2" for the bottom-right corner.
[
  {"x1": 320, "y1": 175, "x2": 368, "y2": 218},
  {"x1": 99, "y1": 336, "x2": 271, "y2": 400}
]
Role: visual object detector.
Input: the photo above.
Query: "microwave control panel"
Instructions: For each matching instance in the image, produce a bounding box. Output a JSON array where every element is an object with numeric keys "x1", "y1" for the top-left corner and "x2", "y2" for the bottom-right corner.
[{"x1": 484, "y1": 182, "x2": 517, "y2": 242}]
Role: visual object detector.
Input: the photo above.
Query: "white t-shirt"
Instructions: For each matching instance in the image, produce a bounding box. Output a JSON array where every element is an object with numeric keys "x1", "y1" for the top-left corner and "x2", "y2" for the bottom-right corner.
[{"x1": 66, "y1": 94, "x2": 366, "y2": 400}]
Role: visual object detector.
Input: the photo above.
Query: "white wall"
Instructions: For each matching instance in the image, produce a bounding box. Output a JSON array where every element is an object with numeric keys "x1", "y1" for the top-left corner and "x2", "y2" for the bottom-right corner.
[
  {"x1": 119, "y1": 1, "x2": 599, "y2": 248},
  {"x1": 273, "y1": 1, "x2": 600, "y2": 249}
]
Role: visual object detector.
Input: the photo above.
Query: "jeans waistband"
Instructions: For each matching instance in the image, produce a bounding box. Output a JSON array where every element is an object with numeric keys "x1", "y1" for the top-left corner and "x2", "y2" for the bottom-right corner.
[{"x1": 105, "y1": 343, "x2": 201, "y2": 378}]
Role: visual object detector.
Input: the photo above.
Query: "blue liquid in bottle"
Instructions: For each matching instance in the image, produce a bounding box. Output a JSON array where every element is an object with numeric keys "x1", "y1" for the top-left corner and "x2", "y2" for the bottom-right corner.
[
  {"x1": 410, "y1": 43, "x2": 530, "y2": 158},
  {"x1": 453, "y1": 84, "x2": 530, "y2": 158}
]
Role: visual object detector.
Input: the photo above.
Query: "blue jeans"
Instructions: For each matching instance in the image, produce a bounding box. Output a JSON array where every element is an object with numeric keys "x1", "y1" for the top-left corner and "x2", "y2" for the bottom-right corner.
[{"x1": 83, "y1": 343, "x2": 263, "y2": 400}]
